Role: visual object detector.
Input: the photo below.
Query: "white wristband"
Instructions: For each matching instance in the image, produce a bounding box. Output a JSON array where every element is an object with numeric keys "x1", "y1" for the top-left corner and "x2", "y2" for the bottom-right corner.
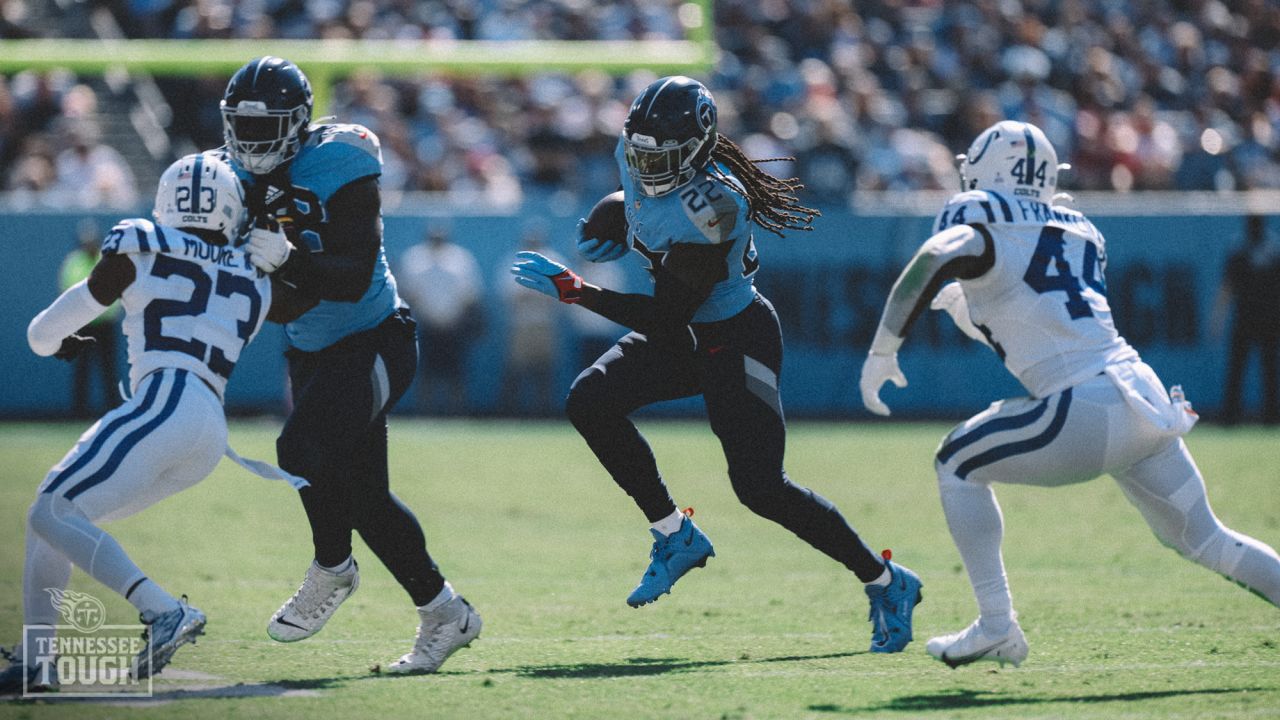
[
  {"x1": 28, "y1": 280, "x2": 108, "y2": 356},
  {"x1": 869, "y1": 324, "x2": 903, "y2": 356}
]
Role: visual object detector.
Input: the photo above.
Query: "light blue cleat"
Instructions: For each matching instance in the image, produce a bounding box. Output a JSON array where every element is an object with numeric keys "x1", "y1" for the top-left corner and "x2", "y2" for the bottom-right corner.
[
  {"x1": 865, "y1": 560, "x2": 923, "y2": 653},
  {"x1": 626, "y1": 515, "x2": 715, "y2": 607}
]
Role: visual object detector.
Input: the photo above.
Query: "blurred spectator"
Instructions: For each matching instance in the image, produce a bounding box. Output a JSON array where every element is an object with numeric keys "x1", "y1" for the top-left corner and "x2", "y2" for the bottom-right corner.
[
  {"x1": 0, "y1": 0, "x2": 38, "y2": 39},
  {"x1": 59, "y1": 219, "x2": 121, "y2": 418},
  {"x1": 6, "y1": 0, "x2": 1280, "y2": 200},
  {"x1": 1213, "y1": 215, "x2": 1280, "y2": 425},
  {"x1": 395, "y1": 225, "x2": 483, "y2": 415},
  {"x1": 498, "y1": 223, "x2": 562, "y2": 416},
  {"x1": 5, "y1": 133, "x2": 56, "y2": 204},
  {"x1": 51, "y1": 118, "x2": 138, "y2": 208}
]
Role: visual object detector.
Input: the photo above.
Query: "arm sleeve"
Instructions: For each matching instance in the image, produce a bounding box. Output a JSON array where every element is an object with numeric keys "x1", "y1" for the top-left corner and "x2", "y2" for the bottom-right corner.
[
  {"x1": 28, "y1": 280, "x2": 108, "y2": 356},
  {"x1": 266, "y1": 277, "x2": 319, "y2": 325},
  {"x1": 274, "y1": 176, "x2": 381, "y2": 302},
  {"x1": 870, "y1": 223, "x2": 995, "y2": 354},
  {"x1": 578, "y1": 242, "x2": 729, "y2": 346}
]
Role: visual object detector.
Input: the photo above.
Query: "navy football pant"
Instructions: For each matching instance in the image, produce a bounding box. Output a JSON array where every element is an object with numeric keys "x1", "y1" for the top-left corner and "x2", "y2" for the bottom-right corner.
[
  {"x1": 566, "y1": 294, "x2": 886, "y2": 583},
  {"x1": 278, "y1": 309, "x2": 446, "y2": 606}
]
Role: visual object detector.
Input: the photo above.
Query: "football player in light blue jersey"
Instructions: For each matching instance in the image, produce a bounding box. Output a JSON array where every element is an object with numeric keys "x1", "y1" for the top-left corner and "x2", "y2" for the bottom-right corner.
[
  {"x1": 512, "y1": 76, "x2": 923, "y2": 653},
  {"x1": 219, "y1": 57, "x2": 480, "y2": 674}
]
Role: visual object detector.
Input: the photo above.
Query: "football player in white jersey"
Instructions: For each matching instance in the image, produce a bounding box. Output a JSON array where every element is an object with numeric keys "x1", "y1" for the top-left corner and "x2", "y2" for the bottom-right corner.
[
  {"x1": 1, "y1": 154, "x2": 310, "y2": 694},
  {"x1": 860, "y1": 120, "x2": 1280, "y2": 668}
]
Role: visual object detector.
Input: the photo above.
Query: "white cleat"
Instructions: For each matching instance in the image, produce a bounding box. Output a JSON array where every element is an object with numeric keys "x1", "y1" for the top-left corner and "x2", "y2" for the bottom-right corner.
[
  {"x1": 133, "y1": 598, "x2": 207, "y2": 679},
  {"x1": 267, "y1": 559, "x2": 359, "y2": 642},
  {"x1": 927, "y1": 617, "x2": 1028, "y2": 668},
  {"x1": 386, "y1": 593, "x2": 482, "y2": 675}
]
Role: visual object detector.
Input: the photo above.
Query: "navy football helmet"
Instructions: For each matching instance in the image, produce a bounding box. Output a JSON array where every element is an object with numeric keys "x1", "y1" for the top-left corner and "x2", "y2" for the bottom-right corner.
[
  {"x1": 623, "y1": 76, "x2": 717, "y2": 197},
  {"x1": 221, "y1": 56, "x2": 313, "y2": 175}
]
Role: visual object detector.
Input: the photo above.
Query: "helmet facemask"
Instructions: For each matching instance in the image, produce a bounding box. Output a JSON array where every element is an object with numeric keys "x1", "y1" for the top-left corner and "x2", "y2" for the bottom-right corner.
[
  {"x1": 622, "y1": 76, "x2": 719, "y2": 198},
  {"x1": 221, "y1": 100, "x2": 309, "y2": 175},
  {"x1": 624, "y1": 132, "x2": 711, "y2": 197}
]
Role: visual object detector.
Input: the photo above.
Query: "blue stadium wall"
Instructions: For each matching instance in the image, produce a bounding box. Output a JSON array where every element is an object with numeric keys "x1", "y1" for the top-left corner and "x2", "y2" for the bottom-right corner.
[{"x1": 0, "y1": 204, "x2": 1265, "y2": 420}]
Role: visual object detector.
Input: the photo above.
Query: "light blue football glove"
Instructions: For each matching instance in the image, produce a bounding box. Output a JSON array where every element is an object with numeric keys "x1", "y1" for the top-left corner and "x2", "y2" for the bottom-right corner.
[
  {"x1": 510, "y1": 251, "x2": 584, "y2": 303},
  {"x1": 575, "y1": 218, "x2": 630, "y2": 263}
]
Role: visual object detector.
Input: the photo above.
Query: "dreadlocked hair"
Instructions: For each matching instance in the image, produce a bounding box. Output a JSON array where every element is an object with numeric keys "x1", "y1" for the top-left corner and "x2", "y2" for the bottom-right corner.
[{"x1": 707, "y1": 135, "x2": 820, "y2": 237}]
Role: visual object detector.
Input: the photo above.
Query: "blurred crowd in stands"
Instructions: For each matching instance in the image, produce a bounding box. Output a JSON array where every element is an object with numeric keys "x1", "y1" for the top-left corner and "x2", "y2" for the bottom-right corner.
[{"x1": 2, "y1": 0, "x2": 1280, "y2": 208}]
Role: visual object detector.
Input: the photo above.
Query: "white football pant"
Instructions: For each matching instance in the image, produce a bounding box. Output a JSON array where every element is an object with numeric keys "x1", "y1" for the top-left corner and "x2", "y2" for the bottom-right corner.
[
  {"x1": 935, "y1": 361, "x2": 1280, "y2": 629},
  {"x1": 24, "y1": 368, "x2": 225, "y2": 637}
]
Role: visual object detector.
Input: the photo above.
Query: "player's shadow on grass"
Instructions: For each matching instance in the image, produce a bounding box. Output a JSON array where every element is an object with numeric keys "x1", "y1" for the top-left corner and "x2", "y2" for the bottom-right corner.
[
  {"x1": 5, "y1": 678, "x2": 342, "y2": 705},
  {"x1": 506, "y1": 650, "x2": 865, "y2": 680},
  {"x1": 810, "y1": 687, "x2": 1270, "y2": 714}
]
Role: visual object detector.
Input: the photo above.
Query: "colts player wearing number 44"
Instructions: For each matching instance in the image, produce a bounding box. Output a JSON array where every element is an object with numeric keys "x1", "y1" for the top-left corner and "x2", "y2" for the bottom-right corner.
[
  {"x1": 1, "y1": 154, "x2": 314, "y2": 695},
  {"x1": 860, "y1": 120, "x2": 1280, "y2": 669}
]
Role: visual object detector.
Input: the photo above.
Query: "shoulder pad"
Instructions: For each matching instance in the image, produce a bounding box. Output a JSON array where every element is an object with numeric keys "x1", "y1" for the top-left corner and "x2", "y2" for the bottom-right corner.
[
  {"x1": 310, "y1": 123, "x2": 382, "y2": 160},
  {"x1": 934, "y1": 189, "x2": 1016, "y2": 233},
  {"x1": 676, "y1": 175, "x2": 742, "y2": 244},
  {"x1": 102, "y1": 218, "x2": 177, "y2": 256},
  {"x1": 291, "y1": 124, "x2": 382, "y2": 202},
  {"x1": 1082, "y1": 217, "x2": 1106, "y2": 247}
]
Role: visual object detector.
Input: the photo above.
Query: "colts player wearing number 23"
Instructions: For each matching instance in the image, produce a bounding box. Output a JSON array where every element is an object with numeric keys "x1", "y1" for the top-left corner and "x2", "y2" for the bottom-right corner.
[
  {"x1": 218, "y1": 57, "x2": 480, "y2": 674},
  {"x1": 2, "y1": 154, "x2": 309, "y2": 694},
  {"x1": 861, "y1": 120, "x2": 1280, "y2": 669},
  {"x1": 512, "y1": 76, "x2": 923, "y2": 653}
]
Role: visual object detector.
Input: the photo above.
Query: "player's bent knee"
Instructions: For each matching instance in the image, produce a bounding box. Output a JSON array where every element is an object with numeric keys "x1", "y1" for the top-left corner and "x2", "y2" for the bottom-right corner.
[
  {"x1": 565, "y1": 369, "x2": 609, "y2": 425},
  {"x1": 730, "y1": 474, "x2": 790, "y2": 518},
  {"x1": 26, "y1": 493, "x2": 86, "y2": 544},
  {"x1": 936, "y1": 464, "x2": 965, "y2": 491}
]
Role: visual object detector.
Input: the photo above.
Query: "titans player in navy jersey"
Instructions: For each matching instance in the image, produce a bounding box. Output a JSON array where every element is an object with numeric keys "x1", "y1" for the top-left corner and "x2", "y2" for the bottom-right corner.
[
  {"x1": 220, "y1": 57, "x2": 479, "y2": 673},
  {"x1": 512, "y1": 76, "x2": 923, "y2": 652}
]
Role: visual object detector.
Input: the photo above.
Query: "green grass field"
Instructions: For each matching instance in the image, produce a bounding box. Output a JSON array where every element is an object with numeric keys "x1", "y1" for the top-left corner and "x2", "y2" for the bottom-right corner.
[{"x1": 0, "y1": 419, "x2": 1277, "y2": 719}]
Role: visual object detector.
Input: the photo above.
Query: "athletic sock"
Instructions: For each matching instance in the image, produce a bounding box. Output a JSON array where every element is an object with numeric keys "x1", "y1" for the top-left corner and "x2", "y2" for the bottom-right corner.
[
  {"x1": 978, "y1": 612, "x2": 1014, "y2": 635},
  {"x1": 419, "y1": 581, "x2": 456, "y2": 613},
  {"x1": 938, "y1": 472, "x2": 1015, "y2": 627},
  {"x1": 319, "y1": 555, "x2": 354, "y2": 574},
  {"x1": 864, "y1": 565, "x2": 892, "y2": 587},
  {"x1": 650, "y1": 508, "x2": 685, "y2": 537},
  {"x1": 126, "y1": 578, "x2": 180, "y2": 619}
]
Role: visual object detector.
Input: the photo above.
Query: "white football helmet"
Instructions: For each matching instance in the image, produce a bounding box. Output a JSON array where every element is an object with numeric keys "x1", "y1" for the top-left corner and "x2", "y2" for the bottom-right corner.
[
  {"x1": 957, "y1": 120, "x2": 1067, "y2": 201},
  {"x1": 154, "y1": 153, "x2": 248, "y2": 245}
]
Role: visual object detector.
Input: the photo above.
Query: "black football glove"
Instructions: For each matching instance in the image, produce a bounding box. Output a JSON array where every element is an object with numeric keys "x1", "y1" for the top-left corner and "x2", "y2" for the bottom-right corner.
[{"x1": 53, "y1": 334, "x2": 97, "y2": 362}]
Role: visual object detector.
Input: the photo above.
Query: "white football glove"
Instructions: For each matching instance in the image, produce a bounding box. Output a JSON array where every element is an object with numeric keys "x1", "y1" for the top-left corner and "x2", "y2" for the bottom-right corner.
[
  {"x1": 859, "y1": 352, "x2": 908, "y2": 417},
  {"x1": 246, "y1": 226, "x2": 293, "y2": 273}
]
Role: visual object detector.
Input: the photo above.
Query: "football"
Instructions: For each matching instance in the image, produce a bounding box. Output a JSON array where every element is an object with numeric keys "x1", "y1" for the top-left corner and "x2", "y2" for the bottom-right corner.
[{"x1": 581, "y1": 190, "x2": 630, "y2": 251}]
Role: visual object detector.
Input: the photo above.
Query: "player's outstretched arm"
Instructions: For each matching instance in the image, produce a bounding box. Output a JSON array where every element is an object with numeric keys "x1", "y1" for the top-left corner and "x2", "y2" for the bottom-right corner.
[
  {"x1": 511, "y1": 243, "x2": 726, "y2": 348},
  {"x1": 860, "y1": 223, "x2": 994, "y2": 415},
  {"x1": 253, "y1": 177, "x2": 382, "y2": 302},
  {"x1": 28, "y1": 254, "x2": 134, "y2": 360}
]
